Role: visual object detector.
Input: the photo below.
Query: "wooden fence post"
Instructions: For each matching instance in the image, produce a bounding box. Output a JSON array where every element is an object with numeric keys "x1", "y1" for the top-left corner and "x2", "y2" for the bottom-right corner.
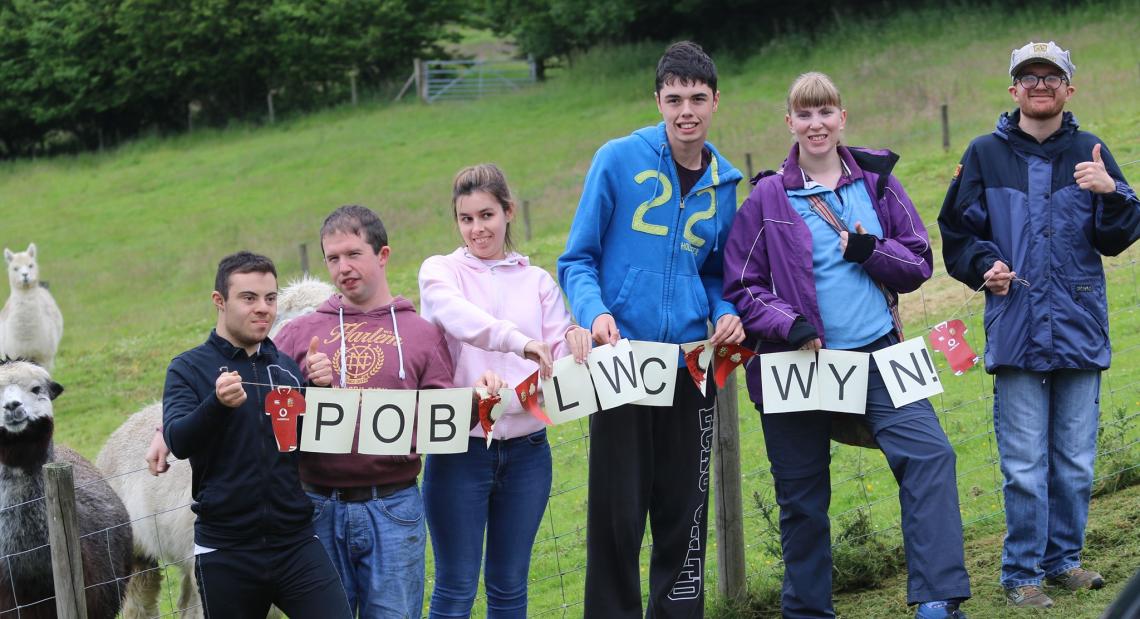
[
  {"x1": 714, "y1": 371, "x2": 746, "y2": 603},
  {"x1": 299, "y1": 243, "x2": 309, "y2": 277},
  {"x1": 44, "y1": 462, "x2": 88, "y2": 619},
  {"x1": 267, "y1": 90, "x2": 276, "y2": 124},
  {"x1": 941, "y1": 104, "x2": 950, "y2": 152},
  {"x1": 187, "y1": 101, "x2": 202, "y2": 133},
  {"x1": 394, "y1": 69, "x2": 417, "y2": 102},
  {"x1": 522, "y1": 200, "x2": 532, "y2": 242},
  {"x1": 745, "y1": 153, "x2": 754, "y2": 180},
  {"x1": 349, "y1": 69, "x2": 359, "y2": 107},
  {"x1": 414, "y1": 59, "x2": 426, "y2": 102}
]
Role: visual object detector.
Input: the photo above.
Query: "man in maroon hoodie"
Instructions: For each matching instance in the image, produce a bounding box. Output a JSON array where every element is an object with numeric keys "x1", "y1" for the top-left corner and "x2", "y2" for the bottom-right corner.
[{"x1": 273, "y1": 205, "x2": 456, "y2": 619}]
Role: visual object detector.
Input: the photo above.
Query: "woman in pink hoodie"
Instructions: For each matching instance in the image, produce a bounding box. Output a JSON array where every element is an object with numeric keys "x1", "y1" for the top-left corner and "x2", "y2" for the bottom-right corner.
[{"x1": 418, "y1": 164, "x2": 590, "y2": 618}]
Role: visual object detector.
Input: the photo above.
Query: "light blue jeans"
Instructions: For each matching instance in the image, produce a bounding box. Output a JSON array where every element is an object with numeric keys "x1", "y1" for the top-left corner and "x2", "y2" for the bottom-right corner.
[
  {"x1": 422, "y1": 431, "x2": 552, "y2": 619},
  {"x1": 308, "y1": 484, "x2": 427, "y2": 619},
  {"x1": 993, "y1": 368, "x2": 1101, "y2": 588}
]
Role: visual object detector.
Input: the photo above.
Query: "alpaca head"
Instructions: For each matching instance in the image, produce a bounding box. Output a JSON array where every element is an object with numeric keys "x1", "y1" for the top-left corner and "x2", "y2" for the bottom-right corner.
[
  {"x1": 4, "y1": 243, "x2": 40, "y2": 290},
  {"x1": 270, "y1": 275, "x2": 335, "y2": 338},
  {"x1": 0, "y1": 360, "x2": 62, "y2": 470}
]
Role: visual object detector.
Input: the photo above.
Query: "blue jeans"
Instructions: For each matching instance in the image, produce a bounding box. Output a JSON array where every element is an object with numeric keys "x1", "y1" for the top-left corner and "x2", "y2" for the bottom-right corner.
[
  {"x1": 308, "y1": 484, "x2": 427, "y2": 619},
  {"x1": 422, "y1": 431, "x2": 552, "y2": 619},
  {"x1": 993, "y1": 368, "x2": 1101, "y2": 588}
]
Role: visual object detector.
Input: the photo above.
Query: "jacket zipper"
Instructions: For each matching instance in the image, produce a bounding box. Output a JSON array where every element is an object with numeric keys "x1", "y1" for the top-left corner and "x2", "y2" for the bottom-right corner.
[
  {"x1": 491, "y1": 264, "x2": 505, "y2": 393},
  {"x1": 662, "y1": 187, "x2": 684, "y2": 342},
  {"x1": 251, "y1": 356, "x2": 269, "y2": 544}
]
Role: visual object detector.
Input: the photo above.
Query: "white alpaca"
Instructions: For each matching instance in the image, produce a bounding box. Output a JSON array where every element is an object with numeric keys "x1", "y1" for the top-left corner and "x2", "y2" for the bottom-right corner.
[
  {"x1": 96, "y1": 402, "x2": 201, "y2": 619},
  {"x1": 270, "y1": 275, "x2": 335, "y2": 339},
  {"x1": 1, "y1": 244, "x2": 64, "y2": 370},
  {"x1": 96, "y1": 276, "x2": 331, "y2": 619}
]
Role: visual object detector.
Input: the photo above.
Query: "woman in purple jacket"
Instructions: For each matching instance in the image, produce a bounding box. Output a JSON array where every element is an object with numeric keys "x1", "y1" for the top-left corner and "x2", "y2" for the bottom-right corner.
[{"x1": 722, "y1": 73, "x2": 971, "y2": 619}]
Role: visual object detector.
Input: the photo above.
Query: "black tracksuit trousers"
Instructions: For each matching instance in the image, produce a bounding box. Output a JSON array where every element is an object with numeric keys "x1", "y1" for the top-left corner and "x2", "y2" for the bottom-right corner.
[
  {"x1": 194, "y1": 536, "x2": 351, "y2": 619},
  {"x1": 584, "y1": 369, "x2": 715, "y2": 618}
]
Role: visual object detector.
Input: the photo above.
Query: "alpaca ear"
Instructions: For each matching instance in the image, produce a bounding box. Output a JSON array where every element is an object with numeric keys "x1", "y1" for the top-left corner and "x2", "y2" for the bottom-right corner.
[
  {"x1": 27, "y1": 243, "x2": 36, "y2": 259},
  {"x1": 3, "y1": 248, "x2": 11, "y2": 264},
  {"x1": 48, "y1": 380, "x2": 64, "y2": 401}
]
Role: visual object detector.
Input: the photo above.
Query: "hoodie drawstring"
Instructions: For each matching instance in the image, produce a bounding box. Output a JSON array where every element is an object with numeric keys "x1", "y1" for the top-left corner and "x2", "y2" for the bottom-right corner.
[
  {"x1": 336, "y1": 301, "x2": 406, "y2": 385},
  {"x1": 338, "y1": 306, "x2": 347, "y2": 388},
  {"x1": 651, "y1": 142, "x2": 667, "y2": 206},
  {"x1": 709, "y1": 154, "x2": 722, "y2": 253},
  {"x1": 390, "y1": 305, "x2": 406, "y2": 380}
]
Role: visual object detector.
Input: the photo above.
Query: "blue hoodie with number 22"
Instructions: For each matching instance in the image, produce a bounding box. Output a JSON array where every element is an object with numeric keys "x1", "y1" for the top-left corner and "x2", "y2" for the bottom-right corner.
[{"x1": 558, "y1": 122, "x2": 742, "y2": 345}]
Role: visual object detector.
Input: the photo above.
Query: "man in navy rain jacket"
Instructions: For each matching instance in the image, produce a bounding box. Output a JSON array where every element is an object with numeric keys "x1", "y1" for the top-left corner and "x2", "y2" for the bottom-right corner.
[{"x1": 938, "y1": 41, "x2": 1140, "y2": 610}]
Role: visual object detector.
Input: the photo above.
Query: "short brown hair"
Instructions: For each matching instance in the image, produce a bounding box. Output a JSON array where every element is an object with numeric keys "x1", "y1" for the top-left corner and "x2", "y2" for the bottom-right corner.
[
  {"x1": 320, "y1": 205, "x2": 388, "y2": 254},
  {"x1": 451, "y1": 163, "x2": 515, "y2": 253},
  {"x1": 214, "y1": 251, "x2": 276, "y2": 299},
  {"x1": 656, "y1": 41, "x2": 717, "y2": 93},
  {"x1": 787, "y1": 72, "x2": 843, "y2": 114}
]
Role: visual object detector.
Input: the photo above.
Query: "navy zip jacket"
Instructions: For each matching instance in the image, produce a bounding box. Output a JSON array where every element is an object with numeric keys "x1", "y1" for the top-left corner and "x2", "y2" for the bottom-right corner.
[
  {"x1": 938, "y1": 110, "x2": 1140, "y2": 372},
  {"x1": 163, "y1": 330, "x2": 314, "y2": 549}
]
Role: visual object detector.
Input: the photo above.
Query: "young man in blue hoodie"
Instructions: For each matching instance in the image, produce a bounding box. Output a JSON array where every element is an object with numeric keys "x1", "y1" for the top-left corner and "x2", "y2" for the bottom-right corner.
[
  {"x1": 939, "y1": 41, "x2": 1140, "y2": 610},
  {"x1": 162, "y1": 251, "x2": 351, "y2": 619},
  {"x1": 558, "y1": 41, "x2": 744, "y2": 617}
]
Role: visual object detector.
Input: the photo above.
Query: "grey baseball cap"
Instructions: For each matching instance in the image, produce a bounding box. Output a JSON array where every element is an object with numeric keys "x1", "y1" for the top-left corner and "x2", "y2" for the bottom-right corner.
[{"x1": 1010, "y1": 41, "x2": 1075, "y2": 81}]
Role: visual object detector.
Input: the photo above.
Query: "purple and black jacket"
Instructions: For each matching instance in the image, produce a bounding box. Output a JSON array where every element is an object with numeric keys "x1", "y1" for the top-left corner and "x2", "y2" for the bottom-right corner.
[{"x1": 722, "y1": 144, "x2": 934, "y2": 406}]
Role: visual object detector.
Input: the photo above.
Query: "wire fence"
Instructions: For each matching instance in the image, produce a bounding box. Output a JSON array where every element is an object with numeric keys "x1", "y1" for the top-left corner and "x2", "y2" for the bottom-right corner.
[
  {"x1": 1, "y1": 240, "x2": 1137, "y2": 619},
  {"x1": 521, "y1": 235, "x2": 1140, "y2": 616},
  {"x1": 0, "y1": 459, "x2": 195, "y2": 619}
]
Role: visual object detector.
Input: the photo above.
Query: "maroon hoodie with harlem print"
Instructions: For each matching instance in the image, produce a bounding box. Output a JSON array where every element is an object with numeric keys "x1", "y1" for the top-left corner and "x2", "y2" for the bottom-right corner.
[{"x1": 273, "y1": 294, "x2": 455, "y2": 487}]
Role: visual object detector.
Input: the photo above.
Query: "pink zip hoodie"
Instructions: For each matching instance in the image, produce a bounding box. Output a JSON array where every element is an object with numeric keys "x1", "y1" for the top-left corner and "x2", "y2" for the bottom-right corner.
[{"x1": 419, "y1": 247, "x2": 577, "y2": 440}]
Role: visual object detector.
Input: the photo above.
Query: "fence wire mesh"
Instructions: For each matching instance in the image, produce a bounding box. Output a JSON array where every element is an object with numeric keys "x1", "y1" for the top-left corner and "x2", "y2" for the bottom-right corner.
[
  {"x1": 517, "y1": 237, "x2": 1140, "y2": 616},
  {"x1": 1, "y1": 239, "x2": 1136, "y2": 619},
  {"x1": 0, "y1": 459, "x2": 200, "y2": 619}
]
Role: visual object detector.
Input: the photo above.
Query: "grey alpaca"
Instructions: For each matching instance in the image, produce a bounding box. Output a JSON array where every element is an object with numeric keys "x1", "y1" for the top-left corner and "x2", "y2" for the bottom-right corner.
[{"x1": 0, "y1": 360, "x2": 132, "y2": 619}]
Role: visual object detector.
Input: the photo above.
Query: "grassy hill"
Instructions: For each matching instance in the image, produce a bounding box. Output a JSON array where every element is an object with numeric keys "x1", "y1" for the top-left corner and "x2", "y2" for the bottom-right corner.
[
  {"x1": 5, "y1": 1, "x2": 1139, "y2": 616},
  {"x1": 8, "y1": 1, "x2": 1133, "y2": 456}
]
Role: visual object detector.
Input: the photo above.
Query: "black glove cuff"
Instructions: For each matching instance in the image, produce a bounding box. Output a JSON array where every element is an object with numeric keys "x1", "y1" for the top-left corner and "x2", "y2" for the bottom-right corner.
[
  {"x1": 843, "y1": 233, "x2": 876, "y2": 263},
  {"x1": 786, "y1": 317, "x2": 819, "y2": 349}
]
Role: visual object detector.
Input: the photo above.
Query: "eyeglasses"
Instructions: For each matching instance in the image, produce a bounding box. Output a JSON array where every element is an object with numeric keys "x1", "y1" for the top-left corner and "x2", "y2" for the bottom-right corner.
[{"x1": 1014, "y1": 74, "x2": 1067, "y2": 90}]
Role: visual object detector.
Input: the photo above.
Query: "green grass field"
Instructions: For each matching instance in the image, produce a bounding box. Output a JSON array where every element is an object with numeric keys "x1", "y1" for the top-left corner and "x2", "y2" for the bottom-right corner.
[{"x1": 6, "y1": 1, "x2": 1140, "y2": 616}]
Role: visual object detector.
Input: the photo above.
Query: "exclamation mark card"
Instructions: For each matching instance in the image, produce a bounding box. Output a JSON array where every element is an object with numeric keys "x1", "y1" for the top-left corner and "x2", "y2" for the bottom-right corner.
[{"x1": 871, "y1": 336, "x2": 944, "y2": 408}]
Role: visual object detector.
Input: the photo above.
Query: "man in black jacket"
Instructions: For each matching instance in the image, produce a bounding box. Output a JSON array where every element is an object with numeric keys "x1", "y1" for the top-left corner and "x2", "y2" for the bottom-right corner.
[{"x1": 163, "y1": 251, "x2": 351, "y2": 619}]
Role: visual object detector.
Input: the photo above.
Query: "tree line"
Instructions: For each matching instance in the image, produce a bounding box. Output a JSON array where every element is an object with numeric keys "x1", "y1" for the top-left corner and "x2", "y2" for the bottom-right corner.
[
  {"x1": 2, "y1": 0, "x2": 903, "y2": 157},
  {"x1": 479, "y1": 0, "x2": 902, "y2": 80},
  {"x1": 0, "y1": 0, "x2": 459, "y2": 156}
]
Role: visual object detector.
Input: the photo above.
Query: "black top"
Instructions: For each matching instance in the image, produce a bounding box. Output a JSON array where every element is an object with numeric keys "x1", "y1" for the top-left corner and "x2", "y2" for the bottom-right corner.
[
  {"x1": 163, "y1": 330, "x2": 313, "y2": 550},
  {"x1": 675, "y1": 147, "x2": 712, "y2": 197}
]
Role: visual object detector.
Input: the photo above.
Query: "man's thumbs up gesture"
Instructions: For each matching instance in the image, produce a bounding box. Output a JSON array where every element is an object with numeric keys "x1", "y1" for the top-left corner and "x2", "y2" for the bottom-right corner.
[
  {"x1": 305, "y1": 336, "x2": 334, "y2": 387},
  {"x1": 1075, "y1": 143, "x2": 1116, "y2": 194}
]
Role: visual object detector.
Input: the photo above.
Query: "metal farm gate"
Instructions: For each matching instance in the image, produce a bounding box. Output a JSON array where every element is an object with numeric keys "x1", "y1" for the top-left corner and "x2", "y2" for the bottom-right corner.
[{"x1": 420, "y1": 59, "x2": 536, "y2": 103}]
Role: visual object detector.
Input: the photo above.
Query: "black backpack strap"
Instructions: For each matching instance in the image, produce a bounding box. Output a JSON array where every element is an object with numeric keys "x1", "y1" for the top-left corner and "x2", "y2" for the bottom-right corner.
[{"x1": 848, "y1": 148, "x2": 900, "y2": 200}]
